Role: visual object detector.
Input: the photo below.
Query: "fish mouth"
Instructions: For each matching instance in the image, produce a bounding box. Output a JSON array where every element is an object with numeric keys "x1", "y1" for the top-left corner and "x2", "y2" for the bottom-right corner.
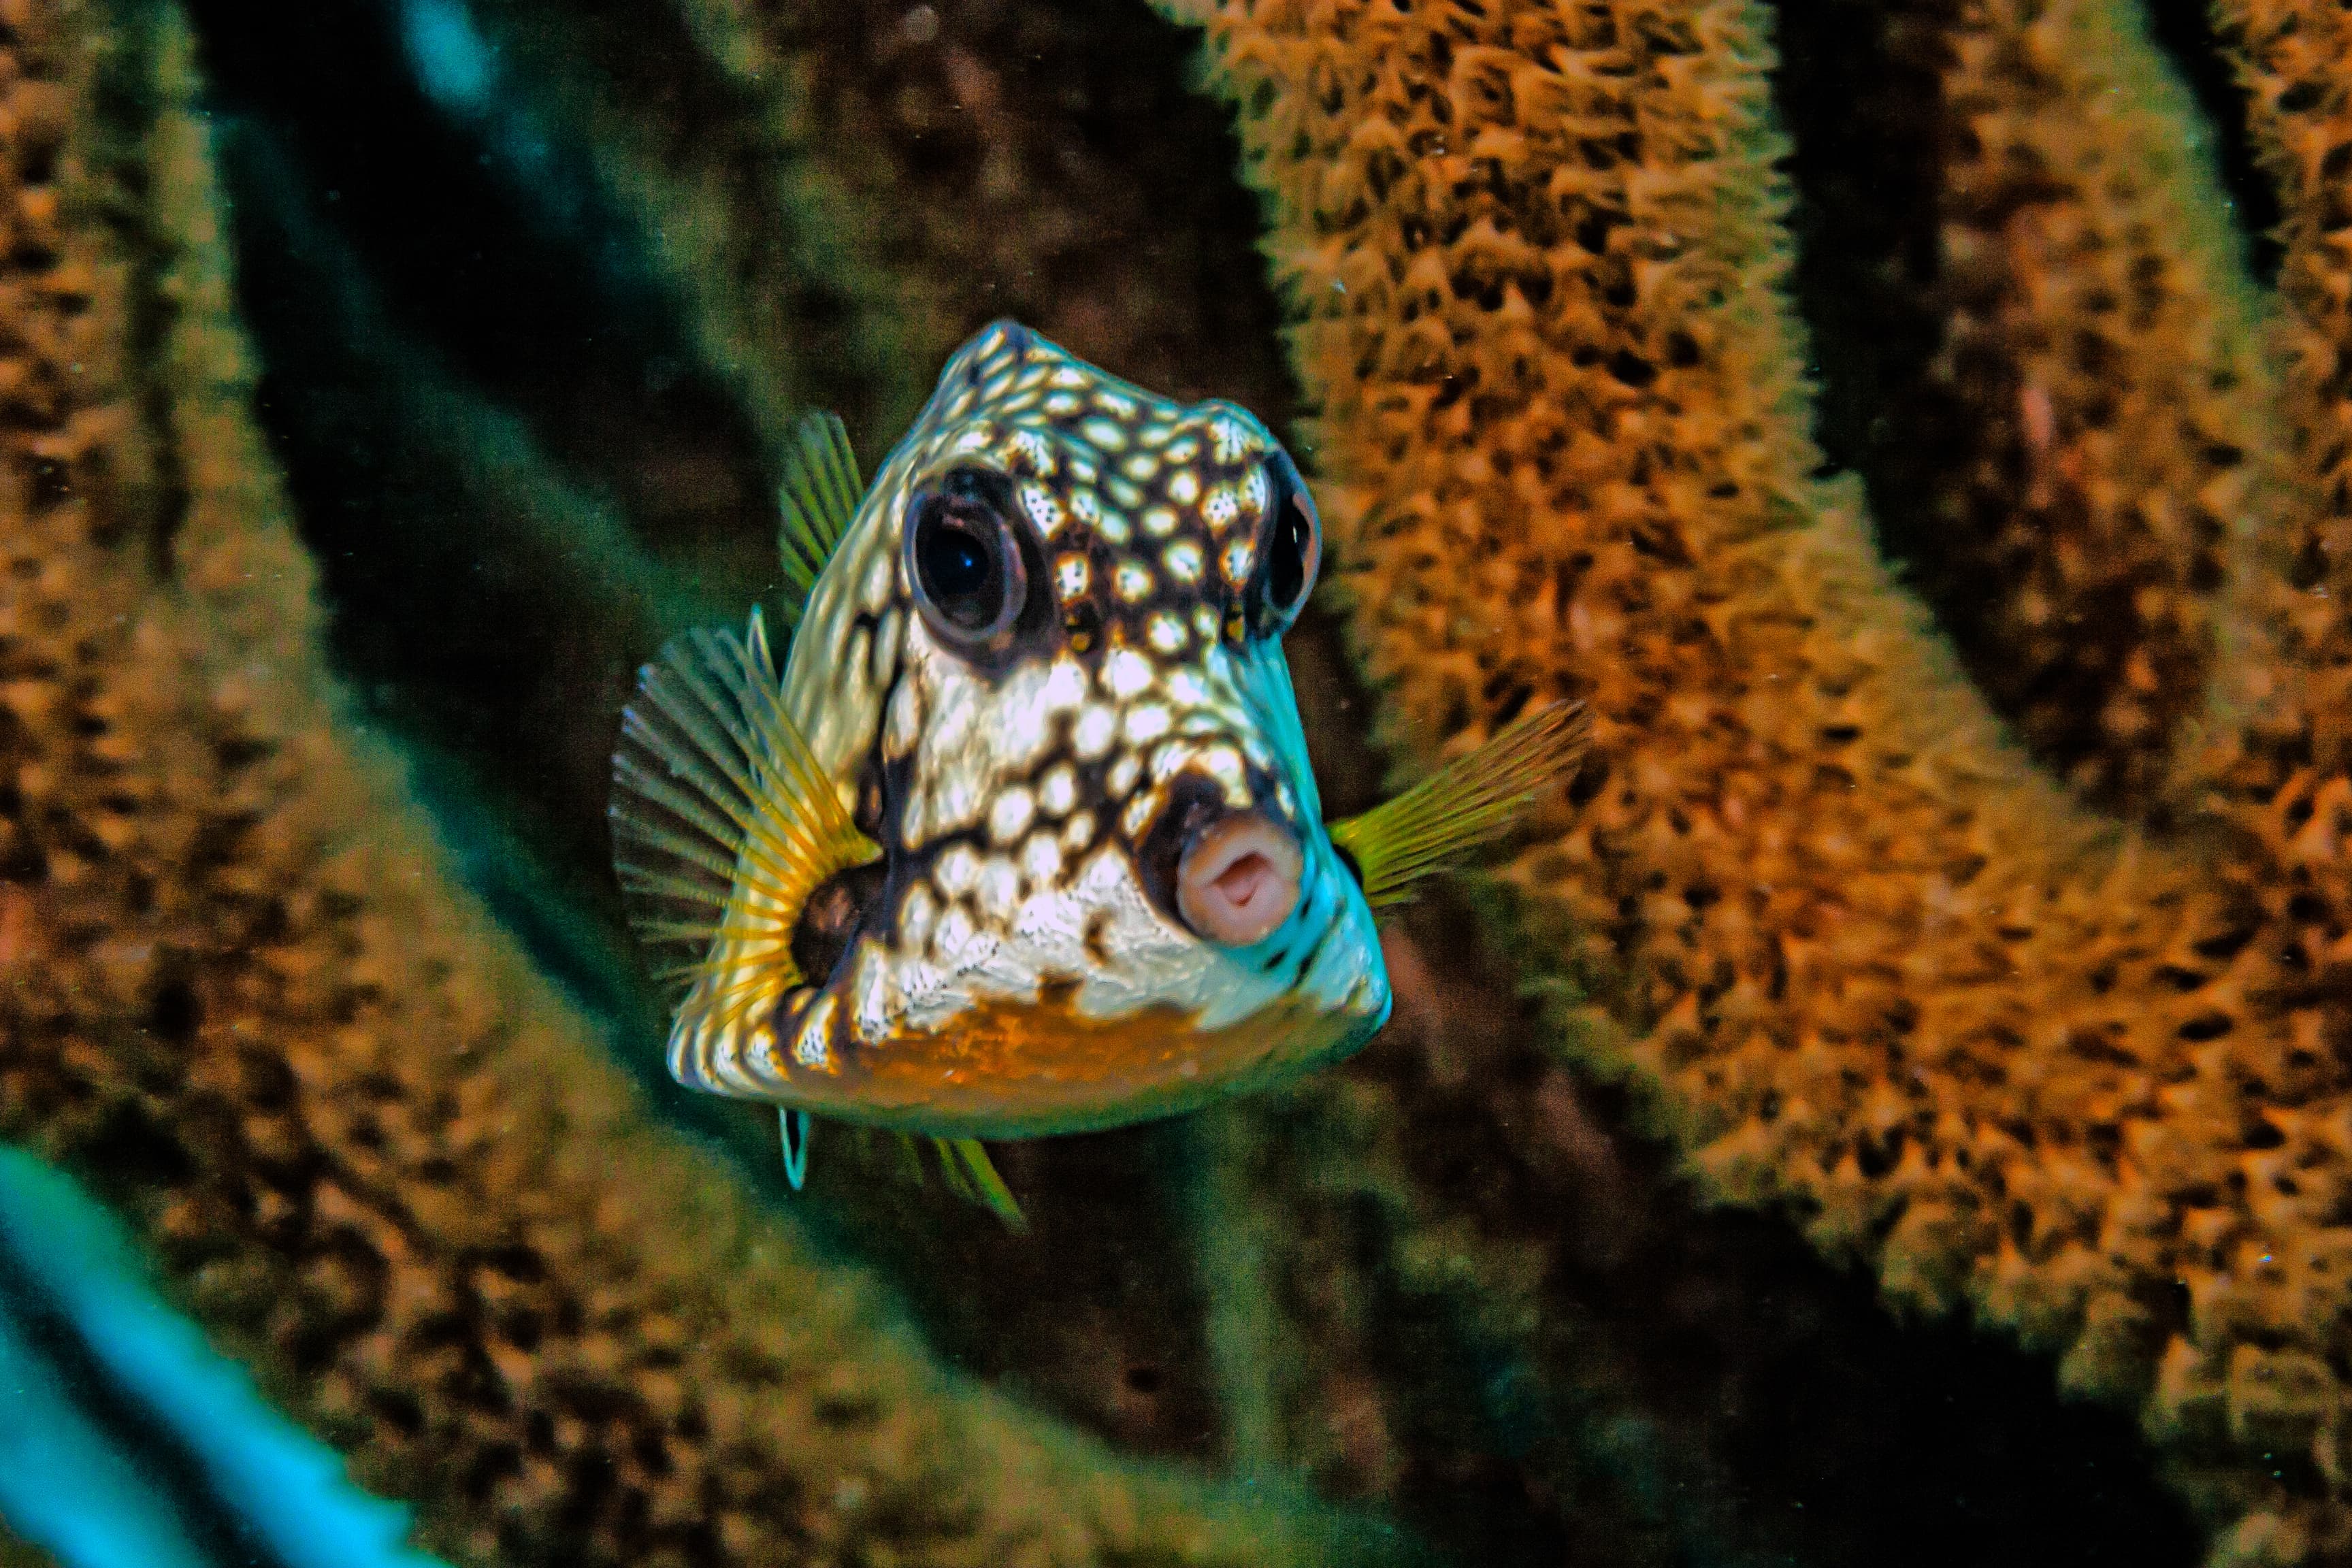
[{"x1": 1175, "y1": 809, "x2": 1303, "y2": 947}]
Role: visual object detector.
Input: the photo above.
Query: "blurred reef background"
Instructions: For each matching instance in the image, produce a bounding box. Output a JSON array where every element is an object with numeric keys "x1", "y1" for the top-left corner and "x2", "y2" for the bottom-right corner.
[{"x1": 1, "y1": 0, "x2": 2349, "y2": 1562}]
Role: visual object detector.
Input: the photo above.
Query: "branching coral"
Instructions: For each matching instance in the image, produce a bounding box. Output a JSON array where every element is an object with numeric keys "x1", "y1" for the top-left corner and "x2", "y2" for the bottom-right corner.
[
  {"x1": 6, "y1": 0, "x2": 2334, "y2": 1558},
  {"x1": 1169, "y1": 0, "x2": 2352, "y2": 1559},
  {"x1": 0, "y1": 1, "x2": 1412, "y2": 1565},
  {"x1": 1785, "y1": 0, "x2": 2280, "y2": 811}
]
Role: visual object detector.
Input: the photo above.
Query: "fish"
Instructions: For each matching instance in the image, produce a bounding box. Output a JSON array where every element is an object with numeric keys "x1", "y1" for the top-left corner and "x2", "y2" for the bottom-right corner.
[{"x1": 609, "y1": 321, "x2": 1587, "y2": 1225}]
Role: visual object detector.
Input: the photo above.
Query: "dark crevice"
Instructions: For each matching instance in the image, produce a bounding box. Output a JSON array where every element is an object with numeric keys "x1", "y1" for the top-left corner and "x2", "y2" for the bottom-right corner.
[
  {"x1": 209, "y1": 115, "x2": 713, "y2": 921},
  {"x1": 1768, "y1": 0, "x2": 1953, "y2": 574},
  {"x1": 2142, "y1": 0, "x2": 2283, "y2": 282},
  {"x1": 183, "y1": 0, "x2": 773, "y2": 538}
]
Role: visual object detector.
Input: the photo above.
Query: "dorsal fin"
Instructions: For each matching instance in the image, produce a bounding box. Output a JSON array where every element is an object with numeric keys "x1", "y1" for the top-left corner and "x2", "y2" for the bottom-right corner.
[{"x1": 777, "y1": 410, "x2": 864, "y2": 628}]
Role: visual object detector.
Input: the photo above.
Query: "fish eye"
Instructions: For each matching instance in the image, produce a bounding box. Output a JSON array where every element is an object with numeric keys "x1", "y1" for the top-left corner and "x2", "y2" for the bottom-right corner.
[
  {"x1": 906, "y1": 470, "x2": 1029, "y2": 649},
  {"x1": 1253, "y1": 453, "x2": 1320, "y2": 635}
]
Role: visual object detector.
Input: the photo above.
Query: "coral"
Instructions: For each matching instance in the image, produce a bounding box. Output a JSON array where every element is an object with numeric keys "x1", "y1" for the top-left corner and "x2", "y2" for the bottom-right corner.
[
  {"x1": 8, "y1": 0, "x2": 2336, "y2": 1558},
  {"x1": 150, "y1": 0, "x2": 2295, "y2": 1560},
  {"x1": 2217, "y1": 0, "x2": 2352, "y2": 536},
  {"x1": 1920, "y1": 0, "x2": 2264, "y2": 811},
  {"x1": 2208, "y1": 0, "x2": 2352, "y2": 779},
  {"x1": 1169, "y1": 0, "x2": 2352, "y2": 1559},
  {"x1": 0, "y1": 1, "x2": 1409, "y2": 1565},
  {"x1": 0, "y1": 1527, "x2": 57, "y2": 1568},
  {"x1": 1787, "y1": 0, "x2": 2278, "y2": 811}
]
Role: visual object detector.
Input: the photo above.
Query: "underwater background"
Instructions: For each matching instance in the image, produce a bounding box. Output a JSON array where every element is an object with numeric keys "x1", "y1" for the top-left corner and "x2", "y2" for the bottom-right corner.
[{"x1": 0, "y1": 0, "x2": 2343, "y2": 1562}]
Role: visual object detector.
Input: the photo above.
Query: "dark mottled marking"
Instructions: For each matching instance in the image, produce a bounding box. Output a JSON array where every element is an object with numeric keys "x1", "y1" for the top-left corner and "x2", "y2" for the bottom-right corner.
[{"x1": 791, "y1": 861, "x2": 888, "y2": 990}]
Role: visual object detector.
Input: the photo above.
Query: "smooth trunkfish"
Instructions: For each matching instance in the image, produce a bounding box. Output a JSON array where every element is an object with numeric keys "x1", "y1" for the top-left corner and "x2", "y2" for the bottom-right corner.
[{"x1": 610, "y1": 321, "x2": 1586, "y2": 1224}]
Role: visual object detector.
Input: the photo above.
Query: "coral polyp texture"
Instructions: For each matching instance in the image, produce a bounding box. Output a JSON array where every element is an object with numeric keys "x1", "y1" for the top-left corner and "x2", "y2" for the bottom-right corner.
[
  {"x1": 1173, "y1": 0, "x2": 2352, "y2": 1558},
  {"x1": 1859, "y1": 0, "x2": 2274, "y2": 811},
  {"x1": 0, "y1": 2, "x2": 1399, "y2": 1566}
]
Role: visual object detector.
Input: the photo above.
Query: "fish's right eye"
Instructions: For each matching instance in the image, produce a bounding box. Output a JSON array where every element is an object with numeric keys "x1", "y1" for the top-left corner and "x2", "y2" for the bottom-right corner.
[{"x1": 906, "y1": 470, "x2": 1028, "y2": 651}]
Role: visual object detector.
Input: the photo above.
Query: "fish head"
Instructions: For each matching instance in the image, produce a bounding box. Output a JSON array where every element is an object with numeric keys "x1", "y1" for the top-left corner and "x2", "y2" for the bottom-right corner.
[{"x1": 774, "y1": 321, "x2": 1391, "y2": 1136}]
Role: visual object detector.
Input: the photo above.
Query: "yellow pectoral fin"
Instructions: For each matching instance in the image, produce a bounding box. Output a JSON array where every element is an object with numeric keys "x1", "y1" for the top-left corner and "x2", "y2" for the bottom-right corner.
[{"x1": 1328, "y1": 700, "x2": 1590, "y2": 911}]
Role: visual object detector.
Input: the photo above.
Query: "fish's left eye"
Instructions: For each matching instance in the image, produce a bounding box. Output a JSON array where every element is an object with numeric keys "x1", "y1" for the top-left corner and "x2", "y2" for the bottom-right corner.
[{"x1": 1252, "y1": 453, "x2": 1320, "y2": 636}]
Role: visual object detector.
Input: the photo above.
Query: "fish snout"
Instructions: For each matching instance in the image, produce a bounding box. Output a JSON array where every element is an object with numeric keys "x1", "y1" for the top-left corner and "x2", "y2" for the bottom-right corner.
[{"x1": 1175, "y1": 809, "x2": 1303, "y2": 948}]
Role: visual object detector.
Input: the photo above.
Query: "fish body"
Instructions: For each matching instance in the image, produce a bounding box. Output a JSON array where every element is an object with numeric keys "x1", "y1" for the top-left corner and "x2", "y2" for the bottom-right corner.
[{"x1": 613, "y1": 322, "x2": 1585, "y2": 1205}]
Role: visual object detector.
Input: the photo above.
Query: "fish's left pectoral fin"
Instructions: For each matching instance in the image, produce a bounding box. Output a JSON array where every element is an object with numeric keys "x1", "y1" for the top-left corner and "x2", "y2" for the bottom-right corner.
[
  {"x1": 1328, "y1": 700, "x2": 1590, "y2": 911},
  {"x1": 779, "y1": 1107, "x2": 813, "y2": 1190}
]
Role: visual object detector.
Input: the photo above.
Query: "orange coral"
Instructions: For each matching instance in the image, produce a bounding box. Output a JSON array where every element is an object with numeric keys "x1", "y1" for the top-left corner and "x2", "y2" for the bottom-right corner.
[
  {"x1": 7, "y1": 0, "x2": 2328, "y2": 1554},
  {"x1": 1172, "y1": 0, "x2": 2352, "y2": 1558},
  {"x1": 1876, "y1": 0, "x2": 2273, "y2": 808},
  {"x1": 0, "y1": 2, "x2": 1409, "y2": 1565},
  {"x1": 2209, "y1": 0, "x2": 2352, "y2": 780}
]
